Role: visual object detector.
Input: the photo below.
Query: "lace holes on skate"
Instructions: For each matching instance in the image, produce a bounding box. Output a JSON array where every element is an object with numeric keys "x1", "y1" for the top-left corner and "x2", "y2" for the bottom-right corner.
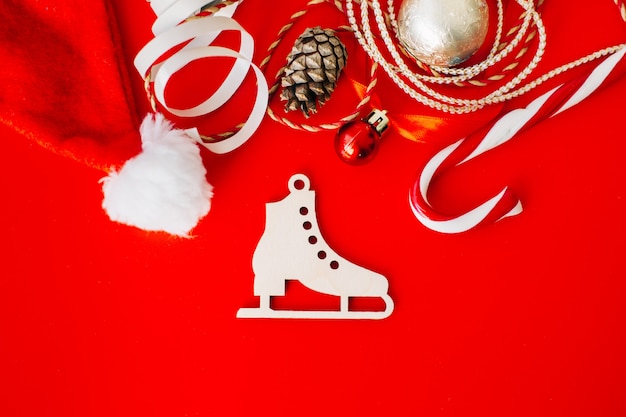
[
  {"x1": 300, "y1": 207, "x2": 308, "y2": 216},
  {"x1": 317, "y1": 250, "x2": 327, "y2": 260},
  {"x1": 303, "y1": 221, "x2": 312, "y2": 230},
  {"x1": 330, "y1": 260, "x2": 339, "y2": 270},
  {"x1": 308, "y1": 236, "x2": 318, "y2": 244}
]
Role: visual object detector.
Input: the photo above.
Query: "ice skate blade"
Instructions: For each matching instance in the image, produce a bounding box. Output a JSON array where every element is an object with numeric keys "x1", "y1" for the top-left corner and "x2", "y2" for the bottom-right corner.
[{"x1": 237, "y1": 295, "x2": 394, "y2": 320}]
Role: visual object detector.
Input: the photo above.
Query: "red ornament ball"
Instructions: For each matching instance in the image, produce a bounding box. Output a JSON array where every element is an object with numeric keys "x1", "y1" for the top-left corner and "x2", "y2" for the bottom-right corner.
[
  {"x1": 334, "y1": 110, "x2": 389, "y2": 165},
  {"x1": 334, "y1": 120, "x2": 380, "y2": 165}
]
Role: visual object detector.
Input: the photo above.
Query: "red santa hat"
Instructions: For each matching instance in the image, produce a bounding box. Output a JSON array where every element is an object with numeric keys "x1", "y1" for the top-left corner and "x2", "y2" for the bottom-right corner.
[
  {"x1": 0, "y1": 0, "x2": 266, "y2": 237},
  {"x1": 0, "y1": 1, "x2": 141, "y2": 171}
]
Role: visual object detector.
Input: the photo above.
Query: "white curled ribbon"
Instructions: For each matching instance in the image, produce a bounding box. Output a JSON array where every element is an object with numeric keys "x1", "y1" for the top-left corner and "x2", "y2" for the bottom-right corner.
[{"x1": 135, "y1": 1, "x2": 268, "y2": 154}]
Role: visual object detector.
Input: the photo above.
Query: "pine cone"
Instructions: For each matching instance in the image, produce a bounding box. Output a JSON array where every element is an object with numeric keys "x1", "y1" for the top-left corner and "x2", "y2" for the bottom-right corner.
[{"x1": 280, "y1": 27, "x2": 347, "y2": 117}]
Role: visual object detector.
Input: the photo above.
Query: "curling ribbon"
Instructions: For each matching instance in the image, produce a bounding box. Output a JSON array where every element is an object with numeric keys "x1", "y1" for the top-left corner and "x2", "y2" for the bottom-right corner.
[
  {"x1": 409, "y1": 46, "x2": 626, "y2": 233},
  {"x1": 134, "y1": 0, "x2": 268, "y2": 154}
]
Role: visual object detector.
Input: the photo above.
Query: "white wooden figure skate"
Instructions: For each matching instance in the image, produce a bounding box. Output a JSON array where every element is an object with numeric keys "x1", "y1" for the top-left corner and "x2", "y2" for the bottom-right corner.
[{"x1": 237, "y1": 174, "x2": 394, "y2": 319}]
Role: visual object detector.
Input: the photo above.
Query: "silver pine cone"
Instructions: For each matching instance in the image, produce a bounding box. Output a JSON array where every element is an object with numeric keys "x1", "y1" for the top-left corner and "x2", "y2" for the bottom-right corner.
[{"x1": 280, "y1": 27, "x2": 347, "y2": 117}]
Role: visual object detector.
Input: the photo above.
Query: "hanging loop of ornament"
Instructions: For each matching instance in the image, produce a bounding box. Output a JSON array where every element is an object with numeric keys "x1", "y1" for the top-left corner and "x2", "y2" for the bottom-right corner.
[{"x1": 345, "y1": 0, "x2": 626, "y2": 114}]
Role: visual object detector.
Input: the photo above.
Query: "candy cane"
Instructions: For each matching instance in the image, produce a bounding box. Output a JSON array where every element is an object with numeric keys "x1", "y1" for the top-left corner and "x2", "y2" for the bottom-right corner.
[
  {"x1": 409, "y1": 46, "x2": 626, "y2": 233},
  {"x1": 134, "y1": 0, "x2": 268, "y2": 154}
]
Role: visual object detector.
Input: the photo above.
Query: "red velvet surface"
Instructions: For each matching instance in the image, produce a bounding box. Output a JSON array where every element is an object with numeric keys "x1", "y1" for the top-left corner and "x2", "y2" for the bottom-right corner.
[{"x1": 2, "y1": 1, "x2": 626, "y2": 416}]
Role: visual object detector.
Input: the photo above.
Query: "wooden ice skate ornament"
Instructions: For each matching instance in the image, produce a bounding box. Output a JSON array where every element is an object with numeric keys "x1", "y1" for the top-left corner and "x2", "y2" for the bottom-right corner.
[{"x1": 237, "y1": 174, "x2": 394, "y2": 319}]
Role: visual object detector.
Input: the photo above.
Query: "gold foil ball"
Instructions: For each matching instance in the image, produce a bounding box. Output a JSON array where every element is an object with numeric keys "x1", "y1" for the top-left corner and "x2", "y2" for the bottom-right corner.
[{"x1": 397, "y1": 0, "x2": 490, "y2": 67}]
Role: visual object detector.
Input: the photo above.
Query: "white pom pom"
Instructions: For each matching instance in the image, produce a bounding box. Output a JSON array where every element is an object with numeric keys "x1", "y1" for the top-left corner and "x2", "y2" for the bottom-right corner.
[{"x1": 101, "y1": 113, "x2": 213, "y2": 237}]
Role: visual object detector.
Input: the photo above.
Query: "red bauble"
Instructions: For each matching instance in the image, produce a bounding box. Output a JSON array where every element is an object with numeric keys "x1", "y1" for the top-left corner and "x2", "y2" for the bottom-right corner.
[
  {"x1": 334, "y1": 120, "x2": 379, "y2": 165},
  {"x1": 334, "y1": 110, "x2": 389, "y2": 165}
]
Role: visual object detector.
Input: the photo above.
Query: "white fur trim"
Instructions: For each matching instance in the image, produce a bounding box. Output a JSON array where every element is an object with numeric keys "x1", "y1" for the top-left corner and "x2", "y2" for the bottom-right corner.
[{"x1": 101, "y1": 113, "x2": 213, "y2": 237}]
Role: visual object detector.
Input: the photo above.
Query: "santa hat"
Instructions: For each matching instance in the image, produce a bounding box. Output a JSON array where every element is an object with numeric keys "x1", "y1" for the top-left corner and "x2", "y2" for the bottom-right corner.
[
  {"x1": 0, "y1": 0, "x2": 265, "y2": 237},
  {"x1": 0, "y1": 1, "x2": 141, "y2": 170}
]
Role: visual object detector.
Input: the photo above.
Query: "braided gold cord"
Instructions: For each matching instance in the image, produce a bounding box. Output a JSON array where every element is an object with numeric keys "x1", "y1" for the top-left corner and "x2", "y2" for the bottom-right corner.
[{"x1": 199, "y1": 123, "x2": 246, "y2": 143}]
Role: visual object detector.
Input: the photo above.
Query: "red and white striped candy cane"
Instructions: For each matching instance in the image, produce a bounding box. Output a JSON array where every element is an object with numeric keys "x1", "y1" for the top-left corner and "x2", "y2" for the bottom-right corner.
[{"x1": 409, "y1": 46, "x2": 626, "y2": 233}]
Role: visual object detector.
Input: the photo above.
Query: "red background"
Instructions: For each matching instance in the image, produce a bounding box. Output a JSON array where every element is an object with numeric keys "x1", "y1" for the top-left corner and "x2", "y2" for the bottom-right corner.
[{"x1": 2, "y1": 1, "x2": 626, "y2": 416}]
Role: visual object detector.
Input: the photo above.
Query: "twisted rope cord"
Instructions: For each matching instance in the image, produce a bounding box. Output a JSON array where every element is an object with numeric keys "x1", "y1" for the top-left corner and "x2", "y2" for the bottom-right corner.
[{"x1": 261, "y1": 0, "x2": 380, "y2": 133}]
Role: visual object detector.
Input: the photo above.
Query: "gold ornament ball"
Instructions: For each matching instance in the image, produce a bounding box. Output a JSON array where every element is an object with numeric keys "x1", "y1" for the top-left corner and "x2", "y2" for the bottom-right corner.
[{"x1": 397, "y1": 0, "x2": 490, "y2": 67}]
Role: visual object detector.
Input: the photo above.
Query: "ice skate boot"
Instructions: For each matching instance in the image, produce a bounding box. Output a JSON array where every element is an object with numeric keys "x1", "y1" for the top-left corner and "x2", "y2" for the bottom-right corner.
[{"x1": 237, "y1": 174, "x2": 394, "y2": 319}]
